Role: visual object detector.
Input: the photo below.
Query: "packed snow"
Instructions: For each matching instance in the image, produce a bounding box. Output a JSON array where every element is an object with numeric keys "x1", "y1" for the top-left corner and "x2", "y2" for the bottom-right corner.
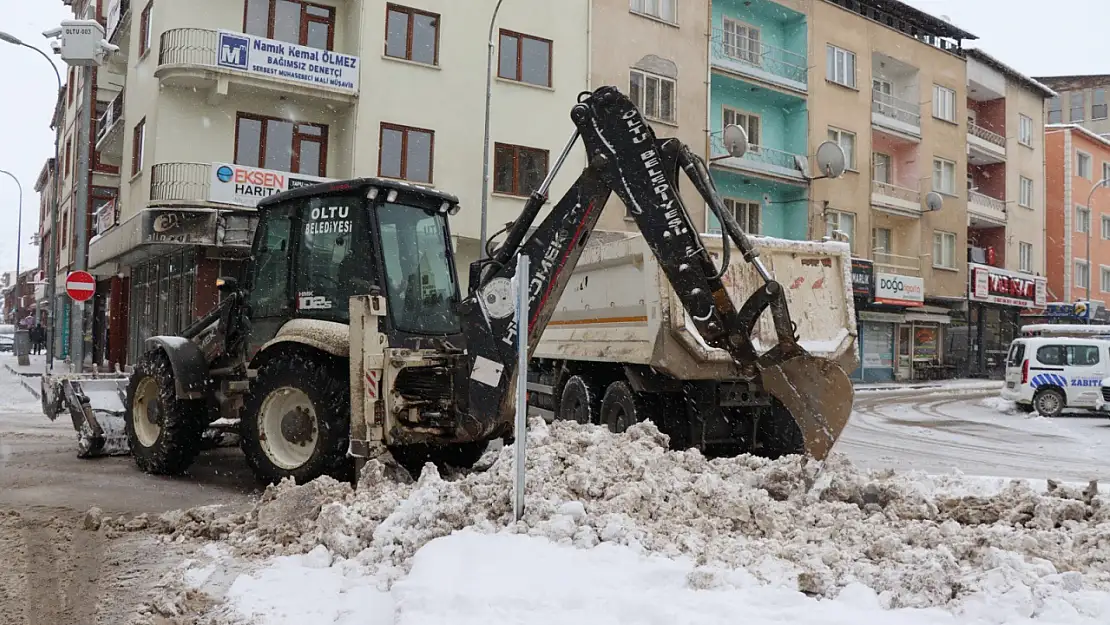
[{"x1": 113, "y1": 416, "x2": 1110, "y2": 625}]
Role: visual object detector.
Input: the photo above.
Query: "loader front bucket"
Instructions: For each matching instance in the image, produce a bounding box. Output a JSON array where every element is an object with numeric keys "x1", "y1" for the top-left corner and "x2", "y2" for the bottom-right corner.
[
  {"x1": 42, "y1": 373, "x2": 132, "y2": 458},
  {"x1": 758, "y1": 353, "x2": 854, "y2": 460}
]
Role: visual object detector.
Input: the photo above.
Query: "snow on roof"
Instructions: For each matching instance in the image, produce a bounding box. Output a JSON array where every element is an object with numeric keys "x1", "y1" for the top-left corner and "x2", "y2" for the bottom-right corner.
[
  {"x1": 966, "y1": 48, "x2": 1057, "y2": 98},
  {"x1": 1046, "y1": 123, "x2": 1110, "y2": 152}
]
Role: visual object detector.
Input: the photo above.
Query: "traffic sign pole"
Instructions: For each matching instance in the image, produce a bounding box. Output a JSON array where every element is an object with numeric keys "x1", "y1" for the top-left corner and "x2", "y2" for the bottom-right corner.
[{"x1": 65, "y1": 270, "x2": 95, "y2": 373}]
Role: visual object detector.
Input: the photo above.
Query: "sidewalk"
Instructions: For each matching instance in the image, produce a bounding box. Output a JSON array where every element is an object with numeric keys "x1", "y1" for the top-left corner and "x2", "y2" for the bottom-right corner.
[
  {"x1": 0, "y1": 353, "x2": 68, "y2": 378},
  {"x1": 854, "y1": 378, "x2": 1004, "y2": 393}
]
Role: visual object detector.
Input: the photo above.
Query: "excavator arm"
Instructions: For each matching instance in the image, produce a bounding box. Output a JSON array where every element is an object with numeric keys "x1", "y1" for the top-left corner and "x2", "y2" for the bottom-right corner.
[{"x1": 458, "y1": 85, "x2": 853, "y2": 459}]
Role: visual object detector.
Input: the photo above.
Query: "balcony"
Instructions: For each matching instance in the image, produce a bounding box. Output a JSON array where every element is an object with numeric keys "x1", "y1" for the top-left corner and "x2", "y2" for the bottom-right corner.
[
  {"x1": 968, "y1": 123, "x2": 1006, "y2": 164},
  {"x1": 155, "y1": 29, "x2": 359, "y2": 106},
  {"x1": 709, "y1": 28, "x2": 807, "y2": 94},
  {"x1": 870, "y1": 180, "x2": 922, "y2": 217},
  {"x1": 873, "y1": 250, "x2": 921, "y2": 277},
  {"x1": 95, "y1": 92, "x2": 124, "y2": 161},
  {"x1": 150, "y1": 162, "x2": 211, "y2": 205},
  {"x1": 871, "y1": 90, "x2": 921, "y2": 138},
  {"x1": 709, "y1": 135, "x2": 807, "y2": 183},
  {"x1": 106, "y1": 0, "x2": 131, "y2": 47},
  {"x1": 968, "y1": 190, "x2": 1007, "y2": 226}
]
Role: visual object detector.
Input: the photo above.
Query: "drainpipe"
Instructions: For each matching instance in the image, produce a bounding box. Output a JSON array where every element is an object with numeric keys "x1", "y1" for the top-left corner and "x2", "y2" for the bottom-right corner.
[
  {"x1": 704, "y1": 0, "x2": 712, "y2": 232},
  {"x1": 585, "y1": 0, "x2": 592, "y2": 90}
]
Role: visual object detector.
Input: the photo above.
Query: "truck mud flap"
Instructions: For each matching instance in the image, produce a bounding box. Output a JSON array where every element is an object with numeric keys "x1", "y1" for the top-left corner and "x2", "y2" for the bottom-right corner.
[{"x1": 759, "y1": 353, "x2": 853, "y2": 460}]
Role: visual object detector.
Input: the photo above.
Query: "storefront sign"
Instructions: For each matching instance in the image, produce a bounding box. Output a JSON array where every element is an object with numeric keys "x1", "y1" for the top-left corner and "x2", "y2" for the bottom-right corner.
[
  {"x1": 969, "y1": 262, "x2": 1047, "y2": 308},
  {"x1": 209, "y1": 163, "x2": 332, "y2": 208},
  {"x1": 142, "y1": 210, "x2": 218, "y2": 245},
  {"x1": 851, "y1": 258, "x2": 874, "y2": 299},
  {"x1": 874, "y1": 272, "x2": 924, "y2": 307},
  {"x1": 94, "y1": 200, "x2": 117, "y2": 236},
  {"x1": 216, "y1": 30, "x2": 360, "y2": 91},
  {"x1": 1046, "y1": 302, "x2": 1086, "y2": 318}
]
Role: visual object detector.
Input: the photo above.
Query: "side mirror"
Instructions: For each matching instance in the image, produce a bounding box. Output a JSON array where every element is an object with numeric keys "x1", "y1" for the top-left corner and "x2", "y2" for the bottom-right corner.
[{"x1": 216, "y1": 277, "x2": 239, "y2": 292}]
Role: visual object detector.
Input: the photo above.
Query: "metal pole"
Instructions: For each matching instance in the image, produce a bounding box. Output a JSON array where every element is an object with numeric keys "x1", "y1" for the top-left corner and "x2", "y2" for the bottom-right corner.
[
  {"x1": 0, "y1": 170, "x2": 28, "y2": 366},
  {"x1": 70, "y1": 65, "x2": 94, "y2": 371},
  {"x1": 0, "y1": 33, "x2": 63, "y2": 372},
  {"x1": 1087, "y1": 178, "x2": 1110, "y2": 325},
  {"x1": 479, "y1": 0, "x2": 506, "y2": 260},
  {"x1": 512, "y1": 254, "x2": 529, "y2": 522}
]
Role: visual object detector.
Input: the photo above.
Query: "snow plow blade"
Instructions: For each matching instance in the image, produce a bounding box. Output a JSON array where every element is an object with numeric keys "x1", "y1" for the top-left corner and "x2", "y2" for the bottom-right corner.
[
  {"x1": 42, "y1": 372, "x2": 131, "y2": 458},
  {"x1": 759, "y1": 353, "x2": 854, "y2": 460}
]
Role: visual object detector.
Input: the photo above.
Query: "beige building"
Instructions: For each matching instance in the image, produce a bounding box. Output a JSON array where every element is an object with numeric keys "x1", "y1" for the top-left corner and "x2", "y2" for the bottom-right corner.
[
  {"x1": 588, "y1": 0, "x2": 709, "y2": 231},
  {"x1": 79, "y1": 0, "x2": 589, "y2": 363}
]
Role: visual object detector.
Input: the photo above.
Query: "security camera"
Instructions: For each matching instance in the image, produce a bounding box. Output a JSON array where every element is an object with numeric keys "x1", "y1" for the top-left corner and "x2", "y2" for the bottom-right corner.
[
  {"x1": 42, "y1": 26, "x2": 63, "y2": 39},
  {"x1": 48, "y1": 40, "x2": 62, "y2": 54}
]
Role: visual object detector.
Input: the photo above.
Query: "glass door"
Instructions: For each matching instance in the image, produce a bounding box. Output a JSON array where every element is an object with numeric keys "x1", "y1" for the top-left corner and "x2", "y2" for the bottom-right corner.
[{"x1": 897, "y1": 325, "x2": 912, "y2": 380}]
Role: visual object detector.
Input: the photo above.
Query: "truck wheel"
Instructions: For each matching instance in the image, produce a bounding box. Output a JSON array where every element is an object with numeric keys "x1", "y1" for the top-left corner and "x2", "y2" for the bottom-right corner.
[
  {"x1": 1033, "y1": 388, "x2": 1065, "y2": 418},
  {"x1": 240, "y1": 355, "x2": 351, "y2": 485},
  {"x1": 558, "y1": 375, "x2": 600, "y2": 424},
  {"x1": 125, "y1": 349, "x2": 208, "y2": 475},
  {"x1": 599, "y1": 381, "x2": 656, "y2": 434},
  {"x1": 389, "y1": 441, "x2": 490, "y2": 477}
]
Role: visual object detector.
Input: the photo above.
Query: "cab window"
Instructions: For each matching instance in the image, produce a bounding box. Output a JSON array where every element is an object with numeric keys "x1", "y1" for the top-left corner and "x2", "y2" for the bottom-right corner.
[
  {"x1": 249, "y1": 204, "x2": 293, "y2": 318},
  {"x1": 294, "y1": 194, "x2": 373, "y2": 322},
  {"x1": 1036, "y1": 345, "x2": 1065, "y2": 366},
  {"x1": 1067, "y1": 345, "x2": 1100, "y2": 367}
]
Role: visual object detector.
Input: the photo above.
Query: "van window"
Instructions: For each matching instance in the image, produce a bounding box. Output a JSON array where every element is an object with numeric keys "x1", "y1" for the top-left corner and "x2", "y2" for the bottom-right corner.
[
  {"x1": 1007, "y1": 342, "x2": 1026, "y2": 366},
  {"x1": 1067, "y1": 345, "x2": 1100, "y2": 366},
  {"x1": 1036, "y1": 345, "x2": 1066, "y2": 366}
]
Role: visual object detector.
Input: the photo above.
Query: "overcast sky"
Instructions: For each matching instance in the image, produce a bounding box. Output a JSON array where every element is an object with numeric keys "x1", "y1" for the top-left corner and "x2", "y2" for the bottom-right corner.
[{"x1": 0, "y1": 0, "x2": 1103, "y2": 274}]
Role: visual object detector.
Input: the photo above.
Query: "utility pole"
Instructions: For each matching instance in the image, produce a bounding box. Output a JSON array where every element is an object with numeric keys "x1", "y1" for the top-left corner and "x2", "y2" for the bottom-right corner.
[{"x1": 69, "y1": 64, "x2": 94, "y2": 370}]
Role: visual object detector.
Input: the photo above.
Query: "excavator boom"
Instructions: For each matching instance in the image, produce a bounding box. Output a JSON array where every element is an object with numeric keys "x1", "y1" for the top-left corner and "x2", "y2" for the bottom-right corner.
[{"x1": 459, "y1": 86, "x2": 854, "y2": 459}]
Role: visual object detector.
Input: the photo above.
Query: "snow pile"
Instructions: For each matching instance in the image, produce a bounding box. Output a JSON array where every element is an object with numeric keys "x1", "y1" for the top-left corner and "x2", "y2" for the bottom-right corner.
[
  {"x1": 137, "y1": 418, "x2": 1110, "y2": 620},
  {"x1": 981, "y1": 395, "x2": 1021, "y2": 414}
]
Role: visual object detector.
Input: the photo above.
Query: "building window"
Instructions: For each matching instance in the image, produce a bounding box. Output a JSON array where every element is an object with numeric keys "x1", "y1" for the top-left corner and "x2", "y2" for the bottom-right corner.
[
  {"x1": 1076, "y1": 205, "x2": 1090, "y2": 233},
  {"x1": 629, "y1": 69, "x2": 676, "y2": 123},
  {"x1": 1103, "y1": 162, "x2": 1110, "y2": 183},
  {"x1": 629, "y1": 0, "x2": 676, "y2": 23},
  {"x1": 498, "y1": 30, "x2": 552, "y2": 88},
  {"x1": 932, "y1": 157, "x2": 956, "y2": 195},
  {"x1": 828, "y1": 127, "x2": 856, "y2": 170},
  {"x1": 384, "y1": 4, "x2": 440, "y2": 65},
  {"x1": 1078, "y1": 151, "x2": 1093, "y2": 179},
  {"x1": 1076, "y1": 260, "x2": 1090, "y2": 289},
  {"x1": 1102, "y1": 215, "x2": 1110, "y2": 240},
  {"x1": 825, "y1": 44, "x2": 856, "y2": 89},
  {"x1": 235, "y1": 113, "x2": 328, "y2": 176},
  {"x1": 67, "y1": 68, "x2": 74, "y2": 105},
  {"x1": 245, "y1": 0, "x2": 336, "y2": 50},
  {"x1": 708, "y1": 198, "x2": 760, "y2": 235},
  {"x1": 378, "y1": 123, "x2": 434, "y2": 183},
  {"x1": 131, "y1": 118, "x2": 146, "y2": 177},
  {"x1": 1047, "y1": 97, "x2": 1062, "y2": 124},
  {"x1": 932, "y1": 84, "x2": 956, "y2": 122},
  {"x1": 1070, "y1": 92, "x2": 1086, "y2": 122},
  {"x1": 1095, "y1": 89, "x2": 1108, "y2": 120},
  {"x1": 932, "y1": 230, "x2": 956, "y2": 269},
  {"x1": 722, "y1": 17, "x2": 760, "y2": 64},
  {"x1": 1019, "y1": 114, "x2": 1033, "y2": 147},
  {"x1": 1019, "y1": 176, "x2": 1034, "y2": 208},
  {"x1": 872, "y1": 152, "x2": 892, "y2": 184},
  {"x1": 723, "y1": 107, "x2": 759, "y2": 149},
  {"x1": 64, "y1": 138, "x2": 72, "y2": 178},
  {"x1": 872, "y1": 227, "x2": 893, "y2": 257},
  {"x1": 139, "y1": 1, "x2": 152, "y2": 56},
  {"x1": 493, "y1": 143, "x2": 549, "y2": 197},
  {"x1": 825, "y1": 210, "x2": 855, "y2": 244},
  {"x1": 1102, "y1": 267, "x2": 1110, "y2": 292},
  {"x1": 1019, "y1": 242, "x2": 1033, "y2": 274}
]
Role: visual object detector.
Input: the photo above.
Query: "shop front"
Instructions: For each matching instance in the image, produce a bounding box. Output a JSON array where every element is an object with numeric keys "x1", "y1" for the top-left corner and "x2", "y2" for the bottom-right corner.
[
  {"x1": 850, "y1": 258, "x2": 893, "y2": 383},
  {"x1": 1022, "y1": 300, "x2": 1109, "y2": 326},
  {"x1": 967, "y1": 262, "x2": 1047, "y2": 377}
]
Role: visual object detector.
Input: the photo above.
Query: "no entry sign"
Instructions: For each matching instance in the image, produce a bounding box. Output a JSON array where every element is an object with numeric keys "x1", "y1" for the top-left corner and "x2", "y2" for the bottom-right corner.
[{"x1": 66, "y1": 270, "x2": 96, "y2": 303}]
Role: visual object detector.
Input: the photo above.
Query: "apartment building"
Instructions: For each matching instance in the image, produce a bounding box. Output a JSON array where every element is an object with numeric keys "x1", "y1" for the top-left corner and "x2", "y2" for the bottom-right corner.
[
  {"x1": 806, "y1": 0, "x2": 975, "y2": 382},
  {"x1": 34, "y1": 156, "x2": 58, "y2": 323},
  {"x1": 961, "y1": 49, "x2": 1052, "y2": 375},
  {"x1": 1036, "y1": 75, "x2": 1110, "y2": 137},
  {"x1": 590, "y1": 0, "x2": 709, "y2": 231},
  {"x1": 77, "y1": 0, "x2": 588, "y2": 365},
  {"x1": 704, "y1": 0, "x2": 809, "y2": 240},
  {"x1": 1043, "y1": 125, "x2": 1110, "y2": 322}
]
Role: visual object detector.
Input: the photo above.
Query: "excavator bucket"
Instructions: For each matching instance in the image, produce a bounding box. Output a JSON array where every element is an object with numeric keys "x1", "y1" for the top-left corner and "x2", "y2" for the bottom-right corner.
[
  {"x1": 758, "y1": 353, "x2": 854, "y2": 460},
  {"x1": 42, "y1": 371, "x2": 131, "y2": 458}
]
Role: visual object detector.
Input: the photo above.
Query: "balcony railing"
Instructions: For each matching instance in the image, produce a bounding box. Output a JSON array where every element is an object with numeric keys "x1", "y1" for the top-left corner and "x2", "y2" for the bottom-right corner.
[
  {"x1": 872, "y1": 250, "x2": 921, "y2": 276},
  {"x1": 871, "y1": 90, "x2": 921, "y2": 127},
  {"x1": 969, "y1": 190, "x2": 1006, "y2": 214},
  {"x1": 871, "y1": 180, "x2": 921, "y2": 206},
  {"x1": 159, "y1": 28, "x2": 218, "y2": 68},
  {"x1": 969, "y1": 123, "x2": 1005, "y2": 147},
  {"x1": 151, "y1": 162, "x2": 210, "y2": 203},
  {"x1": 709, "y1": 134, "x2": 804, "y2": 178},
  {"x1": 96, "y1": 92, "x2": 123, "y2": 145},
  {"x1": 107, "y1": 0, "x2": 131, "y2": 44},
  {"x1": 709, "y1": 28, "x2": 807, "y2": 86}
]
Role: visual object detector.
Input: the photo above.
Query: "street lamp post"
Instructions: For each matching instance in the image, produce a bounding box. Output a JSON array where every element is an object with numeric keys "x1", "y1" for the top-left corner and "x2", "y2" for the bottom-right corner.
[
  {"x1": 479, "y1": 0, "x2": 506, "y2": 259},
  {"x1": 0, "y1": 169, "x2": 28, "y2": 365},
  {"x1": 1086, "y1": 177, "x2": 1110, "y2": 324},
  {"x1": 0, "y1": 30, "x2": 63, "y2": 372}
]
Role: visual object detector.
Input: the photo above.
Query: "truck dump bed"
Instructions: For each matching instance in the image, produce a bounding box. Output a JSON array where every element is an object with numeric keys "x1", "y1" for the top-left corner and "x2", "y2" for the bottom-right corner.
[{"x1": 534, "y1": 231, "x2": 859, "y2": 380}]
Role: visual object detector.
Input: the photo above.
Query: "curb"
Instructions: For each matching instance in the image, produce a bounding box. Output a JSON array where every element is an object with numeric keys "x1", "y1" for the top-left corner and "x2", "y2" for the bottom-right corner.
[{"x1": 4, "y1": 363, "x2": 42, "y2": 399}]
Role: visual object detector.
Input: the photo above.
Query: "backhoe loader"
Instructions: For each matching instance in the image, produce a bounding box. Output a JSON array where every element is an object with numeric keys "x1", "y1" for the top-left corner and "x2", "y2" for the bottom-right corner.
[{"x1": 41, "y1": 85, "x2": 855, "y2": 483}]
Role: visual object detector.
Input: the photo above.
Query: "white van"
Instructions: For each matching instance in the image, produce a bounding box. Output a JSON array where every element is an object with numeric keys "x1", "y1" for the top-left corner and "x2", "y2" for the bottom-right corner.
[{"x1": 1001, "y1": 336, "x2": 1110, "y2": 416}]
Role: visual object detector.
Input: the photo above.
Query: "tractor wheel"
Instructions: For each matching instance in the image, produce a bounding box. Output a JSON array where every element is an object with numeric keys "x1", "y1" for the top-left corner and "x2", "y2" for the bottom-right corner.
[
  {"x1": 124, "y1": 349, "x2": 208, "y2": 475},
  {"x1": 599, "y1": 381, "x2": 658, "y2": 434},
  {"x1": 557, "y1": 374, "x2": 601, "y2": 424},
  {"x1": 388, "y1": 441, "x2": 490, "y2": 478},
  {"x1": 240, "y1": 354, "x2": 352, "y2": 485}
]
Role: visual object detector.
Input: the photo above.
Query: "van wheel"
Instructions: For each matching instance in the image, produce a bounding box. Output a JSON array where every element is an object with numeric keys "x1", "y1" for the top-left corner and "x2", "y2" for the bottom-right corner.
[
  {"x1": 1033, "y1": 388, "x2": 1065, "y2": 418},
  {"x1": 558, "y1": 375, "x2": 600, "y2": 424}
]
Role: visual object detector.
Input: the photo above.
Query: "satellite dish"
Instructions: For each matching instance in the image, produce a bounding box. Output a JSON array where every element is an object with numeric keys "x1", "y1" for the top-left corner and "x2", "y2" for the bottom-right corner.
[
  {"x1": 814, "y1": 141, "x2": 847, "y2": 178},
  {"x1": 925, "y1": 191, "x2": 943, "y2": 212},
  {"x1": 722, "y1": 124, "x2": 748, "y2": 158}
]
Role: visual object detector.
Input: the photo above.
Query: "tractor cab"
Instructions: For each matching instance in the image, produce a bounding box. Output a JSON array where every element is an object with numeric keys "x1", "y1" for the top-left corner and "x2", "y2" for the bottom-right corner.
[{"x1": 246, "y1": 178, "x2": 465, "y2": 353}]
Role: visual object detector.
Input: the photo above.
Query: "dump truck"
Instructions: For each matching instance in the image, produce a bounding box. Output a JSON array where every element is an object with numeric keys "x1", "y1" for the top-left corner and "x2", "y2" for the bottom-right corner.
[
  {"x1": 40, "y1": 85, "x2": 857, "y2": 483},
  {"x1": 526, "y1": 231, "x2": 858, "y2": 457}
]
